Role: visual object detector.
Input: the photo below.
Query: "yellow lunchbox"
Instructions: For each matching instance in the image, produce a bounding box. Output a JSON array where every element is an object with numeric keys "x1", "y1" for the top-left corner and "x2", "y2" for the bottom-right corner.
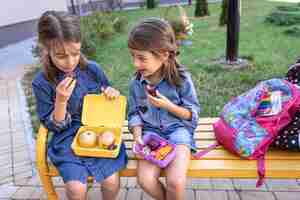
[{"x1": 71, "y1": 94, "x2": 127, "y2": 158}]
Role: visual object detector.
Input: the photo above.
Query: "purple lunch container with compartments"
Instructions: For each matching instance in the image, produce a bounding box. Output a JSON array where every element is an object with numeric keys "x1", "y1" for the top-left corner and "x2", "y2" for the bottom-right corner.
[{"x1": 134, "y1": 133, "x2": 176, "y2": 168}]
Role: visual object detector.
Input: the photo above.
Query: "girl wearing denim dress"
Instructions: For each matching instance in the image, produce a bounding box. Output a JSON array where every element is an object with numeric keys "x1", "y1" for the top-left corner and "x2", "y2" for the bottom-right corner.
[
  {"x1": 32, "y1": 11, "x2": 127, "y2": 200},
  {"x1": 127, "y1": 18, "x2": 200, "y2": 200}
]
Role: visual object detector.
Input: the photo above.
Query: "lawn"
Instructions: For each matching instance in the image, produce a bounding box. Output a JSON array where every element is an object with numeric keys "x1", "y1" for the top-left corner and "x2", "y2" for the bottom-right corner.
[{"x1": 24, "y1": 0, "x2": 300, "y2": 133}]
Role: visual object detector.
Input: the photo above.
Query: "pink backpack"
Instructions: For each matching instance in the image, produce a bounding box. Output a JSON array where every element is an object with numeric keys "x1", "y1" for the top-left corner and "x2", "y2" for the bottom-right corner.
[{"x1": 194, "y1": 79, "x2": 300, "y2": 187}]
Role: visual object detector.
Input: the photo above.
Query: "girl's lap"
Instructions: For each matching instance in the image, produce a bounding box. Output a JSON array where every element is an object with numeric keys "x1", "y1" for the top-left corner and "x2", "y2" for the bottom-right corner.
[
  {"x1": 144, "y1": 127, "x2": 197, "y2": 152},
  {"x1": 55, "y1": 142, "x2": 128, "y2": 184},
  {"x1": 137, "y1": 144, "x2": 191, "y2": 179}
]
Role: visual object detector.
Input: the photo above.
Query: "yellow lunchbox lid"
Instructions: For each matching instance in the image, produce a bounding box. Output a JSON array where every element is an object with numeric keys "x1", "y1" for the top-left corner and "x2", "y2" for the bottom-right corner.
[{"x1": 81, "y1": 94, "x2": 127, "y2": 127}]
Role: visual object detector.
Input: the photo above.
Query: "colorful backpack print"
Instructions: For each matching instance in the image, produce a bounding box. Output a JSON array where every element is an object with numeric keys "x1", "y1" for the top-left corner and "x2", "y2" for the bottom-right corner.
[{"x1": 196, "y1": 79, "x2": 300, "y2": 187}]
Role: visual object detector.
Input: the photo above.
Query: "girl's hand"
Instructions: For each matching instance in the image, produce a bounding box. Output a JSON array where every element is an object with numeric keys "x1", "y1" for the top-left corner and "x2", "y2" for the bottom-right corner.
[
  {"x1": 133, "y1": 135, "x2": 144, "y2": 159},
  {"x1": 55, "y1": 77, "x2": 76, "y2": 104},
  {"x1": 134, "y1": 134, "x2": 144, "y2": 146},
  {"x1": 101, "y1": 86, "x2": 120, "y2": 100},
  {"x1": 147, "y1": 90, "x2": 173, "y2": 110}
]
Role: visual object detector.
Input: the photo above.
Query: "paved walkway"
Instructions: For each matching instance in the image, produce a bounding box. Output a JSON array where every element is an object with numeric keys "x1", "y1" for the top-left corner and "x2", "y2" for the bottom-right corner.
[{"x1": 0, "y1": 2, "x2": 300, "y2": 199}]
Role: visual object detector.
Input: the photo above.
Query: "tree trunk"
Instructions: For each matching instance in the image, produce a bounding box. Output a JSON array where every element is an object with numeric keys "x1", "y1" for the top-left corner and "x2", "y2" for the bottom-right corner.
[
  {"x1": 71, "y1": 0, "x2": 77, "y2": 15},
  {"x1": 195, "y1": 0, "x2": 210, "y2": 17},
  {"x1": 147, "y1": 0, "x2": 156, "y2": 9},
  {"x1": 219, "y1": 0, "x2": 229, "y2": 26},
  {"x1": 226, "y1": 0, "x2": 240, "y2": 62}
]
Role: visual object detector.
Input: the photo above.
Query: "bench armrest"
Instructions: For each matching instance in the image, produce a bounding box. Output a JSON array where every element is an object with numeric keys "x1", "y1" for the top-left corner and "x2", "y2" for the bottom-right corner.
[{"x1": 36, "y1": 125, "x2": 50, "y2": 174}]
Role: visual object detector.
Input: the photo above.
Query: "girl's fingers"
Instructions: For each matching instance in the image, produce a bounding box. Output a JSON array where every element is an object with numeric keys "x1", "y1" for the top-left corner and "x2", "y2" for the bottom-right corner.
[
  {"x1": 66, "y1": 79, "x2": 76, "y2": 92},
  {"x1": 112, "y1": 89, "x2": 120, "y2": 98},
  {"x1": 148, "y1": 94, "x2": 160, "y2": 104},
  {"x1": 137, "y1": 136, "x2": 144, "y2": 145},
  {"x1": 103, "y1": 87, "x2": 112, "y2": 99},
  {"x1": 59, "y1": 77, "x2": 72, "y2": 89},
  {"x1": 103, "y1": 87, "x2": 120, "y2": 99},
  {"x1": 147, "y1": 94, "x2": 156, "y2": 101},
  {"x1": 156, "y1": 90, "x2": 163, "y2": 98}
]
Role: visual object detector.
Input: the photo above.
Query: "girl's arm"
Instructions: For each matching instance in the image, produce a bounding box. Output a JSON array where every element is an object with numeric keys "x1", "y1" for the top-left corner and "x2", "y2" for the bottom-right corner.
[
  {"x1": 53, "y1": 100, "x2": 68, "y2": 122},
  {"x1": 148, "y1": 92, "x2": 192, "y2": 120},
  {"x1": 53, "y1": 77, "x2": 76, "y2": 122},
  {"x1": 127, "y1": 80, "x2": 144, "y2": 143},
  {"x1": 32, "y1": 76, "x2": 75, "y2": 133},
  {"x1": 148, "y1": 74, "x2": 200, "y2": 125}
]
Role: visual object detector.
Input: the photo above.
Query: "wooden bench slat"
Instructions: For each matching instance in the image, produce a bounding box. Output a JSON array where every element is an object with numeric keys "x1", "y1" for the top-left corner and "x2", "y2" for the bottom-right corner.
[
  {"x1": 121, "y1": 118, "x2": 219, "y2": 127},
  {"x1": 124, "y1": 150, "x2": 300, "y2": 160},
  {"x1": 119, "y1": 160, "x2": 300, "y2": 178},
  {"x1": 122, "y1": 131, "x2": 216, "y2": 140},
  {"x1": 122, "y1": 125, "x2": 214, "y2": 133},
  {"x1": 48, "y1": 158, "x2": 300, "y2": 178}
]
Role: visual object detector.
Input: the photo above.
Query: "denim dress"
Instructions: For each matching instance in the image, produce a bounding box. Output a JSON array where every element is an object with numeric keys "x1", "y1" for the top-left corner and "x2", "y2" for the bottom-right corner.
[
  {"x1": 128, "y1": 72, "x2": 201, "y2": 151},
  {"x1": 32, "y1": 61, "x2": 128, "y2": 184}
]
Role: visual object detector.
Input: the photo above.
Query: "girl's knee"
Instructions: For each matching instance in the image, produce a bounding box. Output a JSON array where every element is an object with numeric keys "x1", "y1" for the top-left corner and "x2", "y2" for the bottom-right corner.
[
  {"x1": 166, "y1": 176, "x2": 186, "y2": 191},
  {"x1": 65, "y1": 181, "x2": 87, "y2": 199},
  {"x1": 137, "y1": 173, "x2": 159, "y2": 188},
  {"x1": 101, "y1": 174, "x2": 120, "y2": 192}
]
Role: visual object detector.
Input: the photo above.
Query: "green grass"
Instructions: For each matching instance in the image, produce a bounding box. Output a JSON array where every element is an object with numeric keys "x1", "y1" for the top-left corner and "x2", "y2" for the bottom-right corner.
[
  {"x1": 24, "y1": 0, "x2": 300, "y2": 133},
  {"x1": 91, "y1": 0, "x2": 300, "y2": 116}
]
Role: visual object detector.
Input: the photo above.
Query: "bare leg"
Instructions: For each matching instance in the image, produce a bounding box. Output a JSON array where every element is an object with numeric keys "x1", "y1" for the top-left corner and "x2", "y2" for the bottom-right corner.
[
  {"x1": 137, "y1": 160, "x2": 166, "y2": 200},
  {"x1": 165, "y1": 145, "x2": 191, "y2": 200},
  {"x1": 65, "y1": 181, "x2": 87, "y2": 200},
  {"x1": 101, "y1": 173, "x2": 120, "y2": 200}
]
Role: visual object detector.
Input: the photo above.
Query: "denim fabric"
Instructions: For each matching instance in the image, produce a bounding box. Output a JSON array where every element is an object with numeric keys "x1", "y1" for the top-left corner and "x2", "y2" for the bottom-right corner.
[
  {"x1": 32, "y1": 61, "x2": 128, "y2": 184},
  {"x1": 128, "y1": 72, "x2": 200, "y2": 150},
  {"x1": 144, "y1": 127, "x2": 197, "y2": 152}
]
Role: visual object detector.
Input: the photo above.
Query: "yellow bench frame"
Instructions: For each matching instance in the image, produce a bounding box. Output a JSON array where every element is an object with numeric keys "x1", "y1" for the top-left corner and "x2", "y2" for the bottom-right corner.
[{"x1": 36, "y1": 118, "x2": 300, "y2": 200}]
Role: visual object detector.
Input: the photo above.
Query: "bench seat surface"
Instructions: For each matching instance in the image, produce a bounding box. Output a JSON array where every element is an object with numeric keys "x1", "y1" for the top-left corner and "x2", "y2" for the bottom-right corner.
[{"x1": 39, "y1": 118, "x2": 300, "y2": 179}]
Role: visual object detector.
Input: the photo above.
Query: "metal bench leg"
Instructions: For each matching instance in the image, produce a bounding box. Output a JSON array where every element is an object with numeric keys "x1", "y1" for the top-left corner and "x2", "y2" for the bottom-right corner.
[{"x1": 40, "y1": 173, "x2": 58, "y2": 200}]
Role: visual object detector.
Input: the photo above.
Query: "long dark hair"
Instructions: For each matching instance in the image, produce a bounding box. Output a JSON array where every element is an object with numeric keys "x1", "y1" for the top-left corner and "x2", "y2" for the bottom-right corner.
[
  {"x1": 37, "y1": 10, "x2": 88, "y2": 84},
  {"x1": 128, "y1": 17, "x2": 186, "y2": 88}
]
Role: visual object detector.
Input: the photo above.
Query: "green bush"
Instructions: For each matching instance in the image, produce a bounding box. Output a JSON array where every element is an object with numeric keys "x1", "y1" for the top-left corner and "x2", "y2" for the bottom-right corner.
[
  {"x1": 265, "y1": 11, "x2": 300, "y2": 26},
  {"x1": 276, "y1": 6, "x2": 300, "y2": 12},
  {"x1": 284, "y1": 26, "x2": 300, "y2": 37},
  {"x1": 195, "y1": 0, "x2": 210, "y2": 17},
  {"x1": 81, "y1": 35, "x2": 97, "y2": 59},
  {"x1": 112, "y1": 16, "x2": 128, "y2": 33},
  {"x1": 80, "y1": 12, "x2": 128, "y2": 58},
  {"x1": 22, "y1": 66, "x2": 41, "y2": 134},
  {"x1": 82, "y1": 12, "x2": 115, "y2": 40},
  {"x1": 31, "y1": 41, "x2": 41, "y2": 58}
]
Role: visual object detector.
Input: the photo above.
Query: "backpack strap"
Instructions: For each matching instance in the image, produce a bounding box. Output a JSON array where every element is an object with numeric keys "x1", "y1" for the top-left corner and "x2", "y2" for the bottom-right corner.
[
  {"x1": 192, "y1": 142, "x2": 220, "y2": 159},
  {"x1": 256, "y1": 155, "x2": 266, "y2": 187}
]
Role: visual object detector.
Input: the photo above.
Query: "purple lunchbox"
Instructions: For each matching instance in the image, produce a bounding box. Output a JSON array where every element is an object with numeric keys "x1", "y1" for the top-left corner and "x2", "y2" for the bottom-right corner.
[{"x1": 134, "y1": 133, "x2": 176, "y2": 168}]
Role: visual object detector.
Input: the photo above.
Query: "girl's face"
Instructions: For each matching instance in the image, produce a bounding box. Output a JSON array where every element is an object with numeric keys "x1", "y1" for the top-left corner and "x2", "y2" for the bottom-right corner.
[
  {"x1": 49, "y1": 41, "x2": 81, "y2": 73},
  {"x1": 130, "y1": 49, "x2": 168, "y2": 80}
]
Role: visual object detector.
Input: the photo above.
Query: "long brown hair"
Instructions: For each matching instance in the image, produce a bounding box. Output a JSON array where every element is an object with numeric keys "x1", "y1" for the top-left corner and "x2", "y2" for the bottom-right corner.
[
  {"x1": 128, "y1": 17, "x2": 186, "y2": 88},
  {"x1": 37, "y1": 10, "x2": 88, "y2": 84}
]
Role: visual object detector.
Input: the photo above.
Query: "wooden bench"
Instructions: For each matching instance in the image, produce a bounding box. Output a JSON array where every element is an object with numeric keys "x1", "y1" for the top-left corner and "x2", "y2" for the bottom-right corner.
[{"x1": 36, "y1": 118, "x2": 300, "y2": 200}]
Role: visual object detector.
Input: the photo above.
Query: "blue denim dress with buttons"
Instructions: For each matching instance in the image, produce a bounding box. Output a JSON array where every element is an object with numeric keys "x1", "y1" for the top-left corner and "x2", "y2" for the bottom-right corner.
[{"x1": 128, "y1": 72, "x2": 201, "y2": 152}]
